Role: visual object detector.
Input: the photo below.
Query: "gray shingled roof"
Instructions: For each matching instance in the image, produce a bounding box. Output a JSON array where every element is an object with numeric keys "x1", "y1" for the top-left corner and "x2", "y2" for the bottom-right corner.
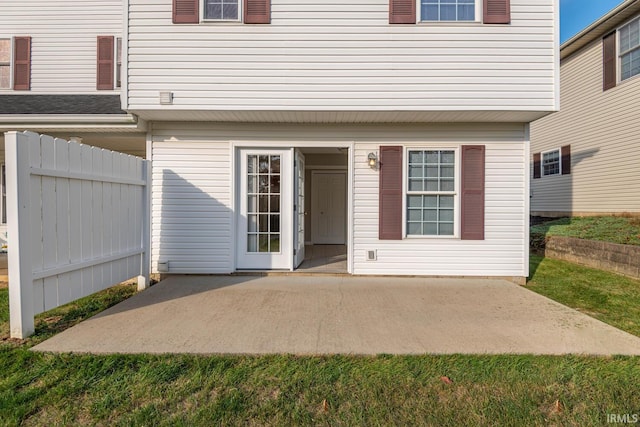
[{"x1": 0, "y1": 95, "x2": 126, "y2": 115}]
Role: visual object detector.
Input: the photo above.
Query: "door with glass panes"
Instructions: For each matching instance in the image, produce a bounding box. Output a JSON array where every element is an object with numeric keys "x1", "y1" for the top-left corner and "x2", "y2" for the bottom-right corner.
[{"x1": 236, "y1": 149, "x2": 292, "y2": 270}]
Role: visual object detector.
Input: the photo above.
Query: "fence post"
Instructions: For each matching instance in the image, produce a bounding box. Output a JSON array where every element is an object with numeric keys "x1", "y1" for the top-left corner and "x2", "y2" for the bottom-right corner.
[
  {"x1": 6, "y1": 131, "x2": 35, "y2": 338},
  {"x1": 137, "y1": 160, "x2": 151, "y2": 291}
]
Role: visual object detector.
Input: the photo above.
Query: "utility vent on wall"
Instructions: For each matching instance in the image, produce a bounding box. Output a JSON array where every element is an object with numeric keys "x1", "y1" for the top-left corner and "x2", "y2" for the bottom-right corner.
[
  {"x1": 159, "y1": 91, "x2": 174, "y2": 105},
  {"x1": 157, "y1": 261, "x2": 169, "y2": 272},
  {"x1": 366, "y1": 250, "x2": 377, "y2": 261}
]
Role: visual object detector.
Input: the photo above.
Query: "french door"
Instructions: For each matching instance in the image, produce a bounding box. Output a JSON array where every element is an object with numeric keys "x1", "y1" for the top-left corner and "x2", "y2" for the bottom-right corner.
[{"x1": 236, "y1": 149, "x2": 292, "y2": 270}]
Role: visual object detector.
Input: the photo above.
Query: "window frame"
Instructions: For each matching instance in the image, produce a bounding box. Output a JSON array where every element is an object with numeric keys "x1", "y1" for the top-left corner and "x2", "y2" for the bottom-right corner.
[
  {"x1": 403, "y1": 146, "x2": 460, "y2": 239},
  {"x1": 115, "y1": 37, "x2": 122, "y2": 89},
  {"x1": 417, "y1": 0, "x2": 482, "y2": 23},
  {"x1": 618, "y1": 15, "x2": 640, "y2": 83},
  {"x1": 202, "y1": 0, "x2": 242, "y2": 22},
  {"x1": 541, "y1": 148, "x2": 561, "y2": 177},
  {"x1": 0, "y1": 38, "x2": 11, "y2": 90}
]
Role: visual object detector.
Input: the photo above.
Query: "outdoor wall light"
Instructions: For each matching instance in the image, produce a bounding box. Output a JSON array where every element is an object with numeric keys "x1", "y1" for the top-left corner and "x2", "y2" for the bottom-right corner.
[{"x1": 367, "y1": 152, "x2": 378, "y2": 169}]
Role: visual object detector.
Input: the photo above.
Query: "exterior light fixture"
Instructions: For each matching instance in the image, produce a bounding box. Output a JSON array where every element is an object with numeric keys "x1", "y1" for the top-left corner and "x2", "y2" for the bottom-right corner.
[{"x1": 368, "y1": 152, "x2": 378, "y2": 169}]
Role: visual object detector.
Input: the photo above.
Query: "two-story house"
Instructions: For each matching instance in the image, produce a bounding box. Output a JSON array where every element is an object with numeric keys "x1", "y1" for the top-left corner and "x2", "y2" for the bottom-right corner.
[
  {"x1": 0, "y1": 0, "x2": 146, "y2": 246},
  {"x1": 121, "y1": 0, "x2": 558, "y2": 281},
  {"x1": 531, "y1": 0, "x2": 640, "y2": 217}
]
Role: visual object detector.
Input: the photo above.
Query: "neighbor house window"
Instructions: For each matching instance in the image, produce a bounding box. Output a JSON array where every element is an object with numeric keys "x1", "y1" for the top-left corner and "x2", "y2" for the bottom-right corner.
[
  {"x1": 0, "y1": 39, "x2": 10, "y2": 89},
  {"x1": 620, "y1": 17, "x2": 640, "y2": 81},
  {"x1": 542, "y1": 149, "x2": 560, "y2": 176},
  {"x1": 116, "y1": 37, "x2": 122, "y2": 88},
  {"x1": 407, "y1": 150, "x2": 456, "y2": 236},
  {"x1": 204, "y1": 0, "x2": 239, "y2": 20},
  {"x1": 420, "y1": 0, "x2": 476, "y2": 22}
]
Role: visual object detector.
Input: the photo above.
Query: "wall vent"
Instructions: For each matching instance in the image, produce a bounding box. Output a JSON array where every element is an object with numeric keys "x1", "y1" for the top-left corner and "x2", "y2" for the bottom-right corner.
[
  {"x1": 366, "y1": 250, "x2": 377, "y2": 261},
  {"x1": 157, "y1": 261, "x2": 169, "y2": 272}
]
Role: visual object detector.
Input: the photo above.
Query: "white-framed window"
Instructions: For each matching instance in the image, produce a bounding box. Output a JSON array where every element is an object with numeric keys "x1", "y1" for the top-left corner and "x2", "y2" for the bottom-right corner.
[
  {"x1": 542, "y1": 149, "x2": 560, "y2": 176},
  {"x1": 203, "y1": 0, "x2": 240, "y2": 21},
  {"x1": 406, "y1": 149, "x2": 457, "y2": 236},
  {"x1": 619, "y1": 16, "x2": 640, "y2": 81},
  {"x1": 0, "y1": 39, "x2": 10, "y2": 89},
  {"x1": 419, "y1": 0, "x2": 479, "y2": 22},
  {"x1": 116, "y1": 37, "x2": 122, "y2": 88}
]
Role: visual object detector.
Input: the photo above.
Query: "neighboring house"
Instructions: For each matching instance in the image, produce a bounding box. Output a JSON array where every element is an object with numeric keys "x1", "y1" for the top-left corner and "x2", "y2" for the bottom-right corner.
[
  {"x1": 0, "y1": 0, "x2": 146, "y2": 246},
  {"x1": 122, "y1": 0, "x2": 558, "y2": 281},
  {"x1": 530, "y1": 0, "x2": 640, "y2": 217}
]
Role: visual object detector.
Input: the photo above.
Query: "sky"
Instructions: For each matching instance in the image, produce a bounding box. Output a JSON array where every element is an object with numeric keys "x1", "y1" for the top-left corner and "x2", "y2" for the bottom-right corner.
[{"x1": 560, "y1": 0, "x2": 626, "y2": 43}]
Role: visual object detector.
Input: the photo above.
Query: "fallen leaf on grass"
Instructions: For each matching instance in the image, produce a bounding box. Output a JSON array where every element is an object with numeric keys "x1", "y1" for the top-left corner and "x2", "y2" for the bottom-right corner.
[
  {"x1": 440, "y1": 376, "x2": 453, "y2": 385},
  {"x1": 552, "y1": 399, "x2": 563, "y2": 414},
  {"x1": 321, "y1": 399, "x2": 329, "y2": 412}
]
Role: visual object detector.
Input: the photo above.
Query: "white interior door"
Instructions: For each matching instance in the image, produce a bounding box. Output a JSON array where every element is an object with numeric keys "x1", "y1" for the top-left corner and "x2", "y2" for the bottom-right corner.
[
  {"x1": 294, "y1": 150, "x2": 305, "y2": 268},
  {"x1": 312, "y1": 171, "x2": 346, "y2": 245},
  {"x1": 236, "y1": 149, "x2": 292, "y2": 270}
]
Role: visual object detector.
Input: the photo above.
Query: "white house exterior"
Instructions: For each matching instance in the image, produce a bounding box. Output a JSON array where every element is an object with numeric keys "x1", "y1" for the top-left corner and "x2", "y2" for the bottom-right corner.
[
  {"x1": 530, "y1": 0, "x2": 640, "y2": 217},
  {"x1": 0, "y1": 0, "x2": 147, "y2": 246},
  {"x1": 123, "y1": 0, "x2": 559, "y2": 282}
]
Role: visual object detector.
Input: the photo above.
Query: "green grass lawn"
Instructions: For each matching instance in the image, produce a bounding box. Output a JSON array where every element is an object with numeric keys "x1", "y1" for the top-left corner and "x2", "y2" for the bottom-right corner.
[
  {"x1": 531, "y1": 215, "x2": 640, "y2": 247},
  {"x1": 1, "y1": 261, "x2": 640, "y2": 426},
  {"x1": 527, "y1": 254, "x2": 640, "y2": 337}
]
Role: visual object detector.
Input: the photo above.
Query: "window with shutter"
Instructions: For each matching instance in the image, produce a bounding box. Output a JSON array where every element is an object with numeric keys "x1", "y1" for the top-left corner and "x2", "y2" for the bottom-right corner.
[
  {"x1": 618, "y1": 17, "x2": 640, "y2": 82},
  {"x1": 603, "y1": 31, "x2": 617, "y2": 90},
  {"x1": 460, "y1": 145, "x2": 485, "y2": 240},
  {"x1": 390, "y1": 0, "x2": 416, "y2": 24},
  {"x1": 97, "y1": 36, "x2": 114, "y2": 90},
  {"x1": 483, "y1": 0, "x2": 510, "y2": 24},
  {"x1": 379, "y1": 146, "x2": 403, "y2": 240},
  {"x1": 174, "y1": 0, "x2": 199, "y2": 23},
  {"x1": 13, "y1": 37, "x2": 31, "y2": 91},
  {"x1": 420, "y1": 0, "x2": 477, "y2": 22}
]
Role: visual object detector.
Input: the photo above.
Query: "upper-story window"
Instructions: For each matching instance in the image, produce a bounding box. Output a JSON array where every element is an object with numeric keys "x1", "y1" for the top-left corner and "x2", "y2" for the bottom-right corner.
[
  {"x1": 0, "y1": 39, "x2": 10, "y2": 89},
  {"x1": 204, "y1": 0, "x2": 239, "y2": 20},
  {"x1": 619, "y1": 17, "x2": 640, "y2": 81},
  {"x1": 420, "y1": 0, "x2": 477, "y2": 22}
]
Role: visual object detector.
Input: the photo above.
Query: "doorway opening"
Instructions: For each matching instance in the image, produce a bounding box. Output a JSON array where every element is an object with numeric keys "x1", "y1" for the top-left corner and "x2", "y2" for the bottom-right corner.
[
  {"x1": 296, "y1": 147, "x2": 348, "y2": 273},
  {"x1": 234, "y1": 146, "x2": 349, "y2": 273}
]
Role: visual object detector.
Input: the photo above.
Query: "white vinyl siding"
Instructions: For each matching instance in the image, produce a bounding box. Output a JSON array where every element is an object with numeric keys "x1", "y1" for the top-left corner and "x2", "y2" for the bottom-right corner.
[
  {"x1": 530, "y1": 37, "x2": 640, "y2": 215},
  {"x1": 0, "y1": 0, "x2": 122, "y2": 93},
  {"x1": 151, "y1": 122, "x2": 528, "y2": 277},
  {"x1": 127, "y1": 0, "x2": 556, "y2": 115}
]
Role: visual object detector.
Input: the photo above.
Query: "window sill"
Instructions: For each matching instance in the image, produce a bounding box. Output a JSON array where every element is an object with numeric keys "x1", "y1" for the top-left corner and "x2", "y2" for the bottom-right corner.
[
  {"x1": 416, "y1": 21, "x2": 482, "y2": 26},
  {"x1": 405, "y1": 234, "x2": 459, "y2": 240},
  {"x1": 201, "y1": 19, "x2": 243, "y2": 24}
]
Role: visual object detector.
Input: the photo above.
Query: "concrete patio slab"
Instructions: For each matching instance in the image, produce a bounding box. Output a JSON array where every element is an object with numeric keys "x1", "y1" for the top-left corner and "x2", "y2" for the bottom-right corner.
[{"x1": 33, "y1": 275, "x2": 640, "y2": 355}]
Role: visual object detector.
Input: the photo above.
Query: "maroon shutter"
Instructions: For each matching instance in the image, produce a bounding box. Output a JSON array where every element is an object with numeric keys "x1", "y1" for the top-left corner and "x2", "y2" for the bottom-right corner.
[
  {"x1": 533, "y1": 152, "x2": 541, "y2": 179},
  {"x1": 13, "y1": 37, "x2": 31, "y2": 91},
  {"x1": 244, "y1": 0, "x2": 270, "y2": 24},
  {"x1": 561, "y1": 145, "x2": 571, "y2": 175},
  {"x1": 603, "y1": 31, "x2": 617, "y2": 91},
  {"x1": 96, "y1": 36, "x2": 114, "y2": 90},
  {"x1": 379, "y1": 146, "x2": 403, "y2": 240},
  {"x1": 173, "y1": 0, "x2": 199, "y2": 24},
  {"x1": 483, "y1": 0, "x2": 510, "y2": 24},
  {"x1": 389, "y1": 0, "x2": 415, "y2": 24},
  {"x1": 461, "y1": 145, "x2": 485, "y2": 240}
]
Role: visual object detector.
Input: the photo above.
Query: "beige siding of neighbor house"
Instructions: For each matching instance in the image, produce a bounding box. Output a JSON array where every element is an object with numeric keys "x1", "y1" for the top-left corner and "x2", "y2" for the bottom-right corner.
[
  {"x1": 150, "y1": 122, "x2": 528, "y2": 277},
  {"x1": 530, "y1": 36, "x2": 640, "y2": 216},
  {"x1": 127, "y1": 0, "x2": 556, "y2": 114},
  {"x1": 0, "y1": 0, "x2": 122, "y2": 94}
]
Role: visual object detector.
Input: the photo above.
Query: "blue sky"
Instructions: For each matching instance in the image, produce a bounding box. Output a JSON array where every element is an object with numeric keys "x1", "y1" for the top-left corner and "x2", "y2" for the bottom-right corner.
[{"x1": 561, "y1": 0, "x2": 625, "y2": 43}]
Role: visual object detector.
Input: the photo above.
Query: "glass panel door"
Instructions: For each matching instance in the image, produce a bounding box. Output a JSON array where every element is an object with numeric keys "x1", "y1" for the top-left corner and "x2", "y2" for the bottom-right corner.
[{"x1": 236, "y1": 149, "x2": 292, "y2": 270}]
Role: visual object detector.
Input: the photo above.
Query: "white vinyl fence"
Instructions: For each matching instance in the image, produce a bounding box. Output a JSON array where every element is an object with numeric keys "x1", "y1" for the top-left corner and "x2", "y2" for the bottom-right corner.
[{"x1": 6, "y1": 131, "x2": 150, "y2": 338}]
